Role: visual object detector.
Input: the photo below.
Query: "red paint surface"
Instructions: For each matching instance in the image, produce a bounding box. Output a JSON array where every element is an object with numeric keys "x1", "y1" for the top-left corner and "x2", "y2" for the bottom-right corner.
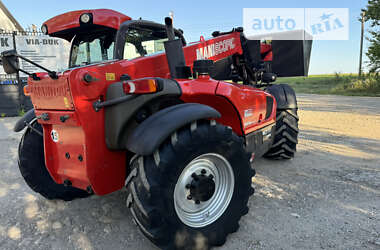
[
  {"x1": 216, "y1": 82, "x2": 276, "y2": 134},
  {"x1": 43, "y1": 9, "x2": 131, "y2": 39},
  {"x1": 179, "y1": 76, "x2": 244, "y2": 136},
  {"x1": 261, "y1": 44, "x2": 273, "y2": 61}
]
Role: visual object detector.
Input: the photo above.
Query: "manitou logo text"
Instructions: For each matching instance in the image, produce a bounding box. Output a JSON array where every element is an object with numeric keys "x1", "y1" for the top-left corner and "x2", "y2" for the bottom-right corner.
[{"x1": 196, "y1": 38, "x2": 236, "y2": 60}]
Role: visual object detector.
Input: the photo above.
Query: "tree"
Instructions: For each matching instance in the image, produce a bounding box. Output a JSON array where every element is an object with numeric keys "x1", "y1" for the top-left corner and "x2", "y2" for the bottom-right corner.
[{"x1": 365, "y1": 0, "x2": 380, "y2": 72}]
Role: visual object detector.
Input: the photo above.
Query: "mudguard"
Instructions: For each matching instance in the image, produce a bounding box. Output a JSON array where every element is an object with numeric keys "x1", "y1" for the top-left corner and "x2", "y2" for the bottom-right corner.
[
  {"x1": 105, "y1": 78, "x2": 181, "y2": 150},
  {"x1": 14, "y1": 109, "x2": 36, "y2": 132},
  {"x1": 126, "y1": 103, "x2": 221, "y2": 155},
  {"x1": 265, "y1": 84, "x2": 297, "y2": 110}
]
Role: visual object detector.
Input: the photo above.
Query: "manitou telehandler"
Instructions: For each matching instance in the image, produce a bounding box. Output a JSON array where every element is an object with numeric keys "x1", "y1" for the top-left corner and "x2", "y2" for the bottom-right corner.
[{"x1": 1, "y1": 9, "x2": 311, "y2": 250}]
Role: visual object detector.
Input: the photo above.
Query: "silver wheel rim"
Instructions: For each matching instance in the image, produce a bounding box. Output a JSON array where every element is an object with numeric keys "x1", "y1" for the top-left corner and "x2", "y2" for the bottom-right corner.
[{"x1": 174, "y1": 153, "x2": 235, "y2": 228}]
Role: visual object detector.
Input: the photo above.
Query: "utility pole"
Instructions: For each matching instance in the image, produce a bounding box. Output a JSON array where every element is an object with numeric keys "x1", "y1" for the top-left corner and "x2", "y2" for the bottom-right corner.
[{"x1": 359, "y1": 11, "x2": 365, "y2": 77}]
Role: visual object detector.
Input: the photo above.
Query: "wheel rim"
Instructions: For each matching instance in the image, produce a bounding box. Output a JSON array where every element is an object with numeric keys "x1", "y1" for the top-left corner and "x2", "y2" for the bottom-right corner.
[{"x1": 174, "y1": 153, "x2": 235, "y2": 228}]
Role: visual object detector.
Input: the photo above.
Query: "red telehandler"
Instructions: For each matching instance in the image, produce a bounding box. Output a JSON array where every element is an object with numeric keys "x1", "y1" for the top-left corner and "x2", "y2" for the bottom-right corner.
[{"x1": 1, "y1": 9, "x2": 311, "y2": 250}]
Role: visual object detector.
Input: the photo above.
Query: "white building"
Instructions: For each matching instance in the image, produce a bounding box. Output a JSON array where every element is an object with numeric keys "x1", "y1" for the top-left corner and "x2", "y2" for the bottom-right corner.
[{"x1": 0, "y1": 1, "x2": 23, "y2": 32}]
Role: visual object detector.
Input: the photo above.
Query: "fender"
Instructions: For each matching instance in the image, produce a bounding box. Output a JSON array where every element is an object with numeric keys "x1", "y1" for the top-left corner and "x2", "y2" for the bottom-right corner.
[
  {"x1": 105, "y1": 78, "x2": 181, "y2": 150},
  {"x1": 14, "y1": 109, "x2": 36, "y2": 132},
  {"x1": 126, "y1": 103, "x2": 221, "y2": 155},
  {"x1": 265, "y1": 84, "x2": 297, "y2": 110}
]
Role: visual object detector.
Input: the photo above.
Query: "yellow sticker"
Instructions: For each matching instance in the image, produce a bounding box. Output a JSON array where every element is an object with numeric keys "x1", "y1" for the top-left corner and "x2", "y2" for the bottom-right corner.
[
  {"x1": 106, "y1": 73, "x2": 116, "y2": 81},
  {"x1": 63, "y1": 97, "x2": 70, "y2": 108}
]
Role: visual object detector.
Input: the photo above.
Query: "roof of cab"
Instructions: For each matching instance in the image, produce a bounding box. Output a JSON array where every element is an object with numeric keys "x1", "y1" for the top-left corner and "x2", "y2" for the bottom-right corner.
[{"x1": 43, "y1": 9, "x2": 132, "y2": 41}]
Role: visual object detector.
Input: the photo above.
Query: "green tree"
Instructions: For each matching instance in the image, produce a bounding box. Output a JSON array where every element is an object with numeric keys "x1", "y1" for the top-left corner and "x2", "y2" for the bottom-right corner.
[{"x1": 365, "y1": 0, "x2": 380, "y2": 72}]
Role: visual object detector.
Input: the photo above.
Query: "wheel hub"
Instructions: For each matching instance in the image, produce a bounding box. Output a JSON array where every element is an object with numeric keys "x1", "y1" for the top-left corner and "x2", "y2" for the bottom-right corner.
[
  {"x1": 173, "y1": 153, "x2": 235, "y2": 228},
  {"x1": 188, "y1": 172, "x2": 215, "y2": 203}
]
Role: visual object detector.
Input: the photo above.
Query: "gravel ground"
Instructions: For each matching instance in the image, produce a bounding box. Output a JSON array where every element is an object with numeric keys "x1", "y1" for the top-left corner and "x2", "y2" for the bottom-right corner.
[{"x1": 0, "y1": 94, "x2": 379, "y2": 250}]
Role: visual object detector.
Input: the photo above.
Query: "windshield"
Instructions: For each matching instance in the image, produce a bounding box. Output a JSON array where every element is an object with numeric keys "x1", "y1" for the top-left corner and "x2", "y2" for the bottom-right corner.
[
  {"x1": 69, "y1": 24, "x2": 185, "y2": 68},
  {"x1": 70, "y1": 32, "x2": 115, "y2": 68}
]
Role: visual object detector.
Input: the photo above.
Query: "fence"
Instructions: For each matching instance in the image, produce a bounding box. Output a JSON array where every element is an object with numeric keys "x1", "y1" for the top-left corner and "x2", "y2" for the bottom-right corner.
[{"x1": 0, "y1": 31, "x2": 42, "y2": 116}]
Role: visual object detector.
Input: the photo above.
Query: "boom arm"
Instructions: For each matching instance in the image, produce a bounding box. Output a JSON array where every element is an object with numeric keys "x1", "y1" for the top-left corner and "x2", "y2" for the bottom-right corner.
[
  {"x1": 180, "y1": 31, "x2": 275, "y2": 85},
  {"x1": 179, "y1": 30, "x2": 311, "y2": 85}
]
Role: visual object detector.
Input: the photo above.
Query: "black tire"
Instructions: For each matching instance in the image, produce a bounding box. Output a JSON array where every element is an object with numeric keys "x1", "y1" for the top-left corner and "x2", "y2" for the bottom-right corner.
[
  {"x1": 18, "y1": 122, "x2": 90, "y2": 201},
  {"x1": 125, "y1": 120, "x2": 255, "y2": 250},
  {"x1": 264, "y1": 108, "x2": 299, "y2": 159}
]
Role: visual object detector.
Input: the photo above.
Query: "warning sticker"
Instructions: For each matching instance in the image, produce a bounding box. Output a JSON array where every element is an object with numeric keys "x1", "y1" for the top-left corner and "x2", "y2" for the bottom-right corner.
[{"x1": 106, "y1": 73, "x2": 116, "y2": 81}]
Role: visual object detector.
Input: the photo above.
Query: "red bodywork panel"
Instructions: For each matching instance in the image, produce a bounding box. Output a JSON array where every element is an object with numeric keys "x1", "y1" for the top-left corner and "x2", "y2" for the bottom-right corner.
[
  {"x1": 261, "y1": 44, "x2": 273, "y2": 61},
  {"x1": 216, "y1": 81, "x2": 276, "y2": 134},
  {"x1": 33, "y1": 71, "x2": 126, "y2": 195},
  {"x1": 179, "y1": 76, "x2": 276, "y2": 136},
  {"x1": 43, "y1": 9, "x2": 131, "y2": 41},
  {"x1": 27, "y1": 9, "x2": 276, "y2": 195}
]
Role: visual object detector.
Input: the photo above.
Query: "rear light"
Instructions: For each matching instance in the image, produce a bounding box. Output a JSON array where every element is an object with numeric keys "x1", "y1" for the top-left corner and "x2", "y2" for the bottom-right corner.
[
  {"x1": 23, "y1": 85, "x2": 31, "y2": 96},
  {"x1": 123, "y1": 78, "x2": 162, "y2": 94}
]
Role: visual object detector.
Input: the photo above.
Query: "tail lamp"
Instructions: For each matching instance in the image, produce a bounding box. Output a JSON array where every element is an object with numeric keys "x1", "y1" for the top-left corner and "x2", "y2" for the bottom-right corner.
[{"x1": 123, "y1": 78, "x2": 163, "y2": 94}]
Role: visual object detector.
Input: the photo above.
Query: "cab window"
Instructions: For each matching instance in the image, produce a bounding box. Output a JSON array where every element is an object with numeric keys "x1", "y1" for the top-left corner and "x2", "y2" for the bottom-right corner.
[
  {"x1": 123, "y1": 27, "x2": 174, "y2": 60},
  {"x1": 70, "y1": 33, "x2": 115, "y2": 68}
]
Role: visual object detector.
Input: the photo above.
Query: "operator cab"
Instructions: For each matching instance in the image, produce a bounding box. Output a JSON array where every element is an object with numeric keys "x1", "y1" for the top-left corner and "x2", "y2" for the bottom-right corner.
[
  {"x1": 69, "y1": 23, "x2": 185, "y2": 68},
  {"x1": 41, "y1": 9, "x2": 185, "y2": 69}
]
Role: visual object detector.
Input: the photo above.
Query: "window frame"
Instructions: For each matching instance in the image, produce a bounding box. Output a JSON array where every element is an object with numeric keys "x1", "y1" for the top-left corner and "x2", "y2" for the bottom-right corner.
[
  {"x1": 68, "y1": 20, "x2": 186, "y2": 68},
  {"x1": 114, "y1": 20, "x2": 186, "y2": 60},
  {"x1": 68, "y1": 29, "x2": 116, "y2": 68}
]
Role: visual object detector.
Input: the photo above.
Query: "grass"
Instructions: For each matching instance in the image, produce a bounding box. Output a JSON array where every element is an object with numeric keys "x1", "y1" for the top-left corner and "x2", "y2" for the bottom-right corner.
[
  {"x1": 18, "y1": 109, "x2": 25, "y2": 117},
  {"x1": 275, "y1": 73, "x2": 380, "y2": 97}
]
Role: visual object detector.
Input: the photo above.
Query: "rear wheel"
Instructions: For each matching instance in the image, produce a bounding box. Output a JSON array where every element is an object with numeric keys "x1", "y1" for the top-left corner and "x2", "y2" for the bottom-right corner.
[
  {"x1": 18, "y1": 122, "x2": 90, "y2": 201},
  {"x1": 125, "y1": 120, "x2": 255, "y2": 250}
]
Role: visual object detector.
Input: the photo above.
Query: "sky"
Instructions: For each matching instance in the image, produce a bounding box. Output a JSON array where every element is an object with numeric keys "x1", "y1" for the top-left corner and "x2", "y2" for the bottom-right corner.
[{"x1": 2, "y1": 0, "x2": 371, "y2": 75}]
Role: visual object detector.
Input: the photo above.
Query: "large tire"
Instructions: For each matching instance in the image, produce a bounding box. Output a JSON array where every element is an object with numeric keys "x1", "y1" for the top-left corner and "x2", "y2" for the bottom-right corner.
[
  {"x1": 125, "y1": 120, "x2": 255, "y2": 250},
  {"x1": 18, "y1": 122, "x2": 90, "y2": 201},
  {"x1": 264, "y1": 108, "x2": 299, "y2": 159},
  {"x1": 264, "y1": 84, "x2": 299, "y2": 160}
]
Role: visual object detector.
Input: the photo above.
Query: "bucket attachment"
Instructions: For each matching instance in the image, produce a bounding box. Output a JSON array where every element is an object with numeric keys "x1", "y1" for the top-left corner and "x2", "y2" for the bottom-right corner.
[
  {"x1": 245, "y1": 30, "x2": 313, "y2": 77},
  {"x1": 271, "y1": 39, "x2": 312, "y2": 77}
]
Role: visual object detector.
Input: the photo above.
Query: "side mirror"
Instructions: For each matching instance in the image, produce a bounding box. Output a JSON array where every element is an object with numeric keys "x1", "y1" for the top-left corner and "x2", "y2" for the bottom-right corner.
[{"x1": 1, "y1": 50, "x2": 19, "y2": 74}]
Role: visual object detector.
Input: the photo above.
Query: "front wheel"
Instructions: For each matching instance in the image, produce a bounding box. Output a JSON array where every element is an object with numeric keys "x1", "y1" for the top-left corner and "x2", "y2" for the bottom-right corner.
[
  {"x1": 264, "y1": 84, "x2": 299, "y2": 160},
  {"x1": 125, "y1": 120, "x2": 255, "y2": 250},
  {"x1": 264, "y1": 108, "x2": 299, "y2": 159}
]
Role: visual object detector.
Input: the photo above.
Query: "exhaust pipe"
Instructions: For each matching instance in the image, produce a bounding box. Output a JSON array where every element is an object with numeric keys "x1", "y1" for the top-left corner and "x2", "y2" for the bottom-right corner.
[
  {"x1": 164, "y1": 17, "x2": 190, "y2": 79},
  {"x1": 165, "y1": 17, "x2": 176, "y2": 41}
]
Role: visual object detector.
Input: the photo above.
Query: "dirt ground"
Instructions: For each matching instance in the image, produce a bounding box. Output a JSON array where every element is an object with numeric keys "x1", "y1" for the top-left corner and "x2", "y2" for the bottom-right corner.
[{"x1": 0, "y1": 94, "x2": 379, "y2": 250}]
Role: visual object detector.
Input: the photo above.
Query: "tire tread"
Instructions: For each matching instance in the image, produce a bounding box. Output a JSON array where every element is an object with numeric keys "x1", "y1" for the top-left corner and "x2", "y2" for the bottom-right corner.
[{"x1": 265, "y1": 109, "x2": 299, "y2": 160}]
